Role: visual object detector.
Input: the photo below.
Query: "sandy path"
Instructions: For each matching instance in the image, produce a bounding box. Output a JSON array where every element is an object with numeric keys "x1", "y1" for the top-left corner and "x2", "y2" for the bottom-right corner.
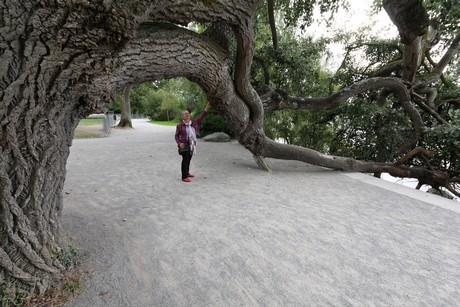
[{"x1": 63, "y1": 119, "x2": 460, "y2": 306}]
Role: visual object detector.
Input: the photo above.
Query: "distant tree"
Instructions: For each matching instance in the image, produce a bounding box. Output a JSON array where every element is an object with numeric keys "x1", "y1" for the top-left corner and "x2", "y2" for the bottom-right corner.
[
  {"x1": 117, "y1": 85, "x2": 133, "y2": 128},
  {"x1": 158, "y1": 91, "x2": 178, "y2": 121}
]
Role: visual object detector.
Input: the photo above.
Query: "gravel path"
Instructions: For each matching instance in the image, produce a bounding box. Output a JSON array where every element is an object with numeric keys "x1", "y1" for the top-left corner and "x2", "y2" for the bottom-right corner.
[{"x1": 63, "y1": 119, "x2": 460, "y2": 306}]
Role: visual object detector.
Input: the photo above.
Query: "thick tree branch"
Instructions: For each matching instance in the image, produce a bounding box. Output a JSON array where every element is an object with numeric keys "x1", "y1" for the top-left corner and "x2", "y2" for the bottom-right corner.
[
  {"x1": 383, "y1": 0, "x2": 429, "y2": 87},
  {"x1": 431, "y1": 33, "x2": 460, "y2": 76},
  {"x1": 267, "y1": 0, "x2": 278, "y2": 51},
  {"x1": 261, "y1": 137, "x2": 453, "y2": 193},
  {"x1": 420, "y1": 33, "x2": 460, "y2": 86},
  {"x1": 372, "y1": 60, "x2": 402, "y2": 77},
  {"x1": 395, "y1": 146, "x2": 435, "y2": 166},
  {"x1": 253, "y1": 56, "x2": 270, "y2": 85},
  {"x1": 383, "y1": 0, "x2": 429, "y2": 45},
  {"x1": 233, "y1": 25, "x2": 264, "y2": 127},
  {"x1": 425, "y1": 52, "x2": 450, "y2": 88},
  {"x1": 97, "y1": 21, "x2": 451, "y2": 194},
  {"x1": 89, "y1": 23, "x2": 251, "y2": 136},
  {"x1": 411, "y1": 91, "x2": 449, "y2": 125},
  {"x1": 261, "y1": 77, "x2": 424, "y2": 140}
]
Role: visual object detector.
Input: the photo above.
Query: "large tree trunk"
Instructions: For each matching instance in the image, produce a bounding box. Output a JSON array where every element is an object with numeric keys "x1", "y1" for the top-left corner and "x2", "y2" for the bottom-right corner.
[
  {"x1": 0, "y1": 3, "x2": 76, "y2": 293},
  {"x1": 2, "y1": 37, "x2": 58, "y2": 297},
  {"x1": 0, "y1": 0, "x2": 135, "y2": 293}
]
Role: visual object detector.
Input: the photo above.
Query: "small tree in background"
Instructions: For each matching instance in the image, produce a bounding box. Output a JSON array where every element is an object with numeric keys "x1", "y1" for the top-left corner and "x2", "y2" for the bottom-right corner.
[{"x1": 117, "y1": 85, "x2": 133, "y2": 128}]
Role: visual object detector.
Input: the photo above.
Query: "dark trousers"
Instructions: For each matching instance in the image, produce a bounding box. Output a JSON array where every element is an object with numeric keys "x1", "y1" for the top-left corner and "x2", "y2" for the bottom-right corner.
[{"x1": 181, "y1": 151, "x2": 193, "y2": 179}]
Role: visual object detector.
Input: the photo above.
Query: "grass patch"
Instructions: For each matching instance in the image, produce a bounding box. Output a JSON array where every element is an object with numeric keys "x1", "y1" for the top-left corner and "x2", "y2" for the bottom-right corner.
[
  {"x1": 79, "y1": 118, "x2": 104, "y2": 125},
  {"x1": 1, "y1": 279, "x2": 28, "y2": 306},
  {"x1": 149, "y1": 120, "x2": 178, "y2": 127},
  {"x1": 23, "y1": 273, "x2": 85, "y2": 307},
  {"x1": 51, "y1": 242, "x2": 79, "y2": 270},
  {"x1": 64, "y1": 278, "x2": 83, "y2": 294},
  {"x1": 74, "y1": 131, "x2": 101, "y2": 138},
  {"x1": 3, "y1": 240, "x2": 85, "y2": 307}
]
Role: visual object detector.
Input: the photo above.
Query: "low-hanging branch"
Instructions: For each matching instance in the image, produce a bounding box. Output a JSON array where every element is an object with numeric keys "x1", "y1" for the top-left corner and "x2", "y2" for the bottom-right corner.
[{"x1": 260, "y1": 137, "x2": 460, "y2": 198}]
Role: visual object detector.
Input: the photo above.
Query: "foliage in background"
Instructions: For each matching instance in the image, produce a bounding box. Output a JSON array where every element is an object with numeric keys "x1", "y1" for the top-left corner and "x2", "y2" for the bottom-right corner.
[
  {"x1": 423, "y1": 0, "x2": 460, "y2": 35},
  {"x1": 253, "y1": 4, "x2": 335, "y2": 152},
  {"x1": 200, "y1": 109, "x2": 235, "y2": 137},
  {"x1": 274, "y1": 0, "x2": 346, "y2": 30},
  {"x1": 109, "y1": 77, "x2": 232, "y2": 135},
  {"x1": 253, "y1": 0, "x2": 460, "y2": 182},
  {"x1": 424, "y1": 109, "x2": 460, "y2": 178}
]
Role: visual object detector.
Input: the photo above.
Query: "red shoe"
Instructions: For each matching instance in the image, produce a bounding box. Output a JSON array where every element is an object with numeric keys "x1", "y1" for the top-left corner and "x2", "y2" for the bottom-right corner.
[
  {"x1": 187, "y1": 173, "x2": 195, "y2": 178},
  {"x1": 182, "y1": 178, "x2": 191, "y2": 182}
]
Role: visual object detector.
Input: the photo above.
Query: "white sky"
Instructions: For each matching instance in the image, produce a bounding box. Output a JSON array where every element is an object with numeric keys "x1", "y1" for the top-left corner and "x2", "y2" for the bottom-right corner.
[
  {"x1": 301, "y1": 0, "x2": 399, "y2": 71},
  {"x1": 305, "y1": 0, "x2": 397, "y2": 39}
]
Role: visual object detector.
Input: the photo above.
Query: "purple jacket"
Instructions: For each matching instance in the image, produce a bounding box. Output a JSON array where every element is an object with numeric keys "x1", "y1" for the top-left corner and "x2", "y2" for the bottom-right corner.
[{"x1": 175, "y1": 111, "x2": 208, "y2": 145}]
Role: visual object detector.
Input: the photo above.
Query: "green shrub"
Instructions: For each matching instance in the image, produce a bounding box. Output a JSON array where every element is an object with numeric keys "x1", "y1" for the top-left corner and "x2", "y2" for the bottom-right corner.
[
  {"x1": 200, "y1": 111, "x2": 234, "y2": 138},
  {"x1": 51, "y1": 243, "x2": 80, "y2": 270}
]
